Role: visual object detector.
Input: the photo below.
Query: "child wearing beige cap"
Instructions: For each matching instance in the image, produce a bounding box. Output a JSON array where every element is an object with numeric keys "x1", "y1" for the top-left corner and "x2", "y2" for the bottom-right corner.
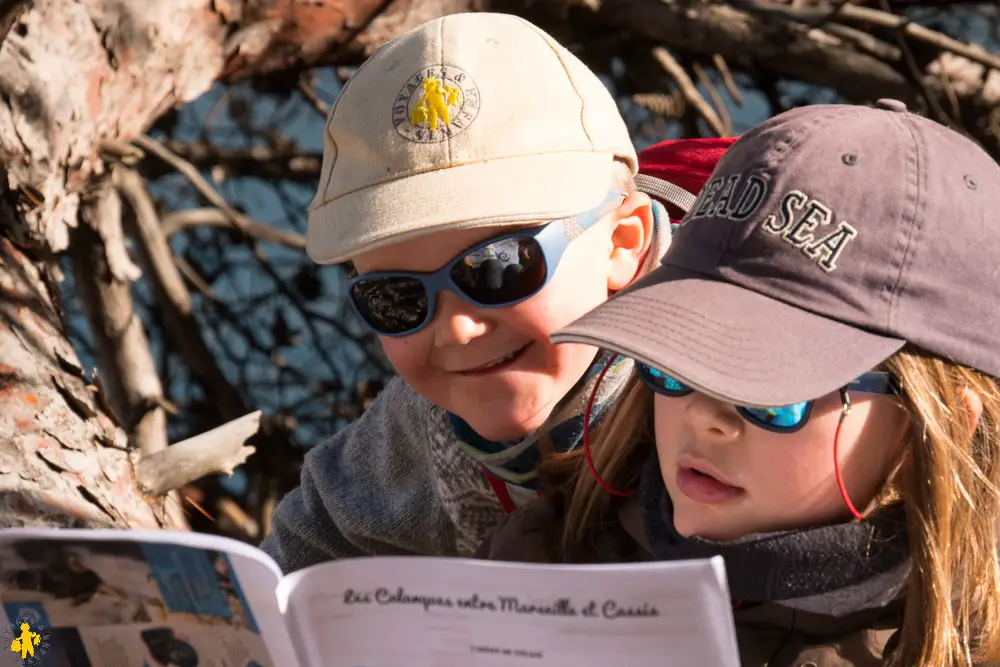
[{"x1": 261, "y1": 12, "x2": 722, "y2": 571}]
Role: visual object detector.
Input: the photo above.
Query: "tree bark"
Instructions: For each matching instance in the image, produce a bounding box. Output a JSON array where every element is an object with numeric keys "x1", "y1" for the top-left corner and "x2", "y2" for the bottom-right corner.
[{"x1": 0, "y1": 231, "x2": 178, "y2": 529}]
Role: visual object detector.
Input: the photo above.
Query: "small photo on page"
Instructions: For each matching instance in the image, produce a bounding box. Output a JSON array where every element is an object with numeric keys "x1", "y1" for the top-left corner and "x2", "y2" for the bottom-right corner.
[
  {"x1": 138, "y1": 545, "x2": 260, "y2": 634},
  {"x1": 0, "y1": 539, "x2": 171, "y2": 627},
  {"x1": 74, "y1": 622, "x2": 273, "y2": 667}
]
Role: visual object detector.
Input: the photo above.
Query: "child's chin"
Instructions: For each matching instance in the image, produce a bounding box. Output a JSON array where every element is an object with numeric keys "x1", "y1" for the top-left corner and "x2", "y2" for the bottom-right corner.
[
  {"x1": 453, "y1": 405, "x2": 550, "y2": 442},
  {"x1": 672, "y1": 511, "x2": 746, "y2": 543}
]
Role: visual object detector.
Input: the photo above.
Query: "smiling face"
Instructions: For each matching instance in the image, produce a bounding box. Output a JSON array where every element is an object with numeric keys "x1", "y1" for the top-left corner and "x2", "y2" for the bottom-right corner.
[
  {"x1": 652, "y1": 386, "x2": 909, "y2": 540},
  {"x1": 351, "y1": 193, "x2": 652, "y2": 442}
]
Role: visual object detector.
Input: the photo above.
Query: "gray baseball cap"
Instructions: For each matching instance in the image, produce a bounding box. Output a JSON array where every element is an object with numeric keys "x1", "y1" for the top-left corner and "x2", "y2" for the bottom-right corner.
[{"x1": 551, "y1": 99, "x2": 1000, "y2": 407}]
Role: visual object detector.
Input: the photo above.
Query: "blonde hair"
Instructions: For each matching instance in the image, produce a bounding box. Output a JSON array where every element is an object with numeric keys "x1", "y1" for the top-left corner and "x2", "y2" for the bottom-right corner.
[
  {"x1": 541, "y1": 346, "x2": 1000, "y2": 667},
  {"x1": 612, "y1": 158, "x2": 637, "y2": 195}
]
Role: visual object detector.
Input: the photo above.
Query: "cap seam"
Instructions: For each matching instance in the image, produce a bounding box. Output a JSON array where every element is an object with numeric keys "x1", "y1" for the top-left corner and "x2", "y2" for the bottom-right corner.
[
  {"x1": 309, "y1": 149, "x2": 615, "y2": 210},
  {"x1": 663, "y1": 259, "x2": 902, "y2": 344},
  {"x1": 882, "y1": 112, "x2": 922, "y2": 335},
  {"x1": 440, "y1": 17, "x2": 452, "y2": 167},
  {"x1": 515, "y1": 16, "x2": 595, "y2": 149},
  {"x1": 320, "y1": 39, "x2": 387, "y2": 206},
  {"x1": 310, "y1": 211, "x2": 592, "y2": 265},
  {"x1": 555, "y1": 303, "x2": 889, "y2": 378}
]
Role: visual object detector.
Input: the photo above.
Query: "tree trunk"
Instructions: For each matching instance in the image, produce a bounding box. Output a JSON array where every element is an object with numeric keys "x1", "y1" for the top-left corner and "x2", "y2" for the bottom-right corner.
[
  {"x1": 1, "y1": 0, "x2": 997, "y2": 530},
  {"x1": 0, "y1": 232, "x2": 177, "y2": 528}
]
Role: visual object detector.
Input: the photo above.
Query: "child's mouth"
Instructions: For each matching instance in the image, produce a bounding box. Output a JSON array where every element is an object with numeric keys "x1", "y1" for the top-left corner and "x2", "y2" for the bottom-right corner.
[
  {"x1": 676, "y1": 465, "x2": 745, "y2": 504},
  {"x1": 458, "y1": 343, "x2": 532, "y2": 376}
]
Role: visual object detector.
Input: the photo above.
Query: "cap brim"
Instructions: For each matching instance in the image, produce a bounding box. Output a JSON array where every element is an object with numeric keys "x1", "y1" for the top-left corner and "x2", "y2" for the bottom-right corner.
[
  {"x1": 551, "y1": 265, "x2": 906, "y2": 407},
  {"x1": 306, "y1": 151, "x2": 618, "y2": 265}
]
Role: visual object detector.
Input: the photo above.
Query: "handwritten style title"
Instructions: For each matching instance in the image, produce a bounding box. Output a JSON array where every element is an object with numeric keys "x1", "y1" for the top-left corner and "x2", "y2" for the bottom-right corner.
[{"x1": 342, "y1": 587, "x2": 659, "y2": 620}]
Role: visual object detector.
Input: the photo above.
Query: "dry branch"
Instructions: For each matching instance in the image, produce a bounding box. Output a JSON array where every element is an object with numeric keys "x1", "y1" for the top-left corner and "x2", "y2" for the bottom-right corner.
[
  {"x1": 692, "y1": 61, "x2": 733, "y2": 137},
  {"x1": 755, "y1": 1, "x2": 1000, "y2": 72},
  {"x1": 138, "y1": 139, "x2": 322, "y2": 185},
  {"x1": 161, "y1": 208, "x2": 306, "y2": 250},
  {"x1": 599, "y1": 0, "x2": 1000, "y2": 152},
  {"x1": 652, "y1": 48, "x2": 729, "y2": 137},
  {"x1": 114, "y1": 166, "x2": 249, "y2": 422},
  {"x1": 134, "y1": 411, "x2": 261, "y2": 498},
  {"x1": 133, "y1": 135, "x2": 307, "y2": 250},
  {"x1": 69, "y1": 181, "x2": 168, "y2": 459}
]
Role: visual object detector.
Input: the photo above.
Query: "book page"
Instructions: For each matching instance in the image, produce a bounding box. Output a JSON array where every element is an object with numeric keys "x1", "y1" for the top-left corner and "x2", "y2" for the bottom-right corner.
[
  {"x1": 278, "y1": 556, "x2": 739, "y2": 667},
  {"x1": 0, "y1": 528, "x2": 298, "y2": 667}
]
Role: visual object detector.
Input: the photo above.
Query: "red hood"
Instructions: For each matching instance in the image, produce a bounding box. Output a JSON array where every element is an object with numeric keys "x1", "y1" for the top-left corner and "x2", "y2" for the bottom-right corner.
[{"x1": 638, "y1": 137, "x2": 739, "y2": 219}]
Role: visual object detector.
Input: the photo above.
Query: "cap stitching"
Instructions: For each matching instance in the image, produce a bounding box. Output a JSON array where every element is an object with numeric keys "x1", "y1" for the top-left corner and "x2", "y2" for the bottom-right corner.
[
  {"x1": 514, "y1": 16, "x2": 595, "y2": 149},
  {"x1": 564, "y1": 300, "x2": 899, "y2": 393},
  {"x1": 439, "y1": 17, "x2": 452, "y2": 167},
  {"x1": 309, "y1": 149, "x2": 614, "y2": 208},
  {"x1": 308, "y1": 182, "x2": 615, "y2": 263},
  {"x1": 320, "y1": 38, "x2": 390, "y2": 205},
  {"x1": 663, "y1": 257, "x2": 899, "y2": 346},
  {"x1": 881, "y1": 112, "x2": 922, "y2": 336}
]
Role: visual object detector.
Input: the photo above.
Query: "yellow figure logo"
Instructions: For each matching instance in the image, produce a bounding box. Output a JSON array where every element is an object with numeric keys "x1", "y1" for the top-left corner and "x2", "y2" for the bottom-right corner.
[
  {"x1": 10, "y1": 622, "x2": 41, "y2": 660},
  {"x1": 393, "y1": 66, "x2": 480, "y2": 144},
  {"x1": 410, "y1": 78, "x2": 463, "y2": 131}
]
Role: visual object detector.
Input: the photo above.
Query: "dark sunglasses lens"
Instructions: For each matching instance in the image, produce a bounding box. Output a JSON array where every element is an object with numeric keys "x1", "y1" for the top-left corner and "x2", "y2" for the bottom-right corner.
[
  {"x1": 637, "y1": 364, "x2": 689, "y2": 395},
  {"x1": 450, "y1": 236, "x2": 547, "y2": 305},
  {"x1": 349, "y1": 276, "x2": 429, "y2": 335},
  {"x1": 741, "y1": 403, "x2": 809, "y2": 430}
]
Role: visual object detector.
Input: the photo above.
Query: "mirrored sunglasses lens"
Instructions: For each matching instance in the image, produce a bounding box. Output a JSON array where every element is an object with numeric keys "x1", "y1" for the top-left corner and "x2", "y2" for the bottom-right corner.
[
  {"x1": 349, "y1": 276, "x2": 429, "y2": 335},
  {"x1": 743, "y1": 403, "x2": 809, "y2": 429},
  {"x1": 450, "y1": 236, "x2": 546, "y2": 305},
  {"x1": 639, "y1": 364, "x2": 688, "y2": 394}
]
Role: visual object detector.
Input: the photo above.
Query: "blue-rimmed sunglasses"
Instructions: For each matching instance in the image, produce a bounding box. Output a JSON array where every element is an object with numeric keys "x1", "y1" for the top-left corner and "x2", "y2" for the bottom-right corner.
[
  {"x1": 347, "y1": 191, "x2": 626, "y2": 336},
  {"x1": 636, "y1": 363, "x2": 899, "y2": 433}
]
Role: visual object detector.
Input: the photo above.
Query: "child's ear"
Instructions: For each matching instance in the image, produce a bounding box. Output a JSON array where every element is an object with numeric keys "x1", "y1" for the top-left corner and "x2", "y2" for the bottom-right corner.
[
  {"x1": 608, "y1": 192, "x2": 654, "y2": 292},
  {"x1": 961, "y1": 387, "x2": 984, "y2": 434}
]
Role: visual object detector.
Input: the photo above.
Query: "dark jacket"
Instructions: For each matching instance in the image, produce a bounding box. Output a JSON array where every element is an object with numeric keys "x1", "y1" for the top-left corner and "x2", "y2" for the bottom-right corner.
[{"x1": 477, "y1": 499, "x2": 901, "y2": 667}]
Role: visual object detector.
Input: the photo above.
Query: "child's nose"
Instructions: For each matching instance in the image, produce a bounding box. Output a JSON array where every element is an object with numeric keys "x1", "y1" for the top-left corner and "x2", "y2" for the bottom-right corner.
[
  {"x1": 686, "y1": 393, "x2": 743, "y2": 440},
  {"x1": 432, "y1": 291, "x2": 492, "y2": 346}
]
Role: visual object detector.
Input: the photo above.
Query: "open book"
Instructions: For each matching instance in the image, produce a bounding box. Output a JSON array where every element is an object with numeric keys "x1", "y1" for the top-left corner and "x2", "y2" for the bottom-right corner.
[{"x1": 0, "y1": 528, "x2": 740, "y2": 667}]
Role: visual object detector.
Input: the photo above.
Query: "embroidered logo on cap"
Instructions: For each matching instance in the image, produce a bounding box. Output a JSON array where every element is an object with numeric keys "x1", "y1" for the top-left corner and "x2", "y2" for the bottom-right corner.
[
  {"x1": 393, "y1": 66, "x2": 481, "y2": 143},
  {"x1": 683, "y1": 171, "x2": 859, "y2": 273}
]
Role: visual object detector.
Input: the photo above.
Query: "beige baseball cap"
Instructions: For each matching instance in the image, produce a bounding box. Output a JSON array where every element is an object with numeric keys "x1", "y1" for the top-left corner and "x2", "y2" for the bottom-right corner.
[{"x1": 305, "y1": 12, "x2": 637, "y2": 265}]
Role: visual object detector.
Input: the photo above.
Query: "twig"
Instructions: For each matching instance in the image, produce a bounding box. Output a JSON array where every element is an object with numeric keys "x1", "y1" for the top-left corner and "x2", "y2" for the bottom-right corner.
[
  {"x1": 161, "y1": 207, "x2": 305, "y2": 250},
  {"x1": 114, "y1": 167, "x2": 249, "y2": 422},
  {"x1": 692, "y1": 62, "x2": 733, "y2": 137},
  {"x1": 878, "y1": 0, "x2": 959, "y2": 131},
  {"x1": 297, "y1": 74, "x2": 331, "y2": 117},
  {"x1": 652, "y1": 47, "x2": 728, "y2": 137},
  {"x1": 936, "y1": 54, "x2": 961, "y2": 120},
  {"x1": 748, "y1": 1, "x2": 1000, "y2": 73},
  {"x1": 69, "y1": 181, "x2": 168, "y2": 458},
  {"x1": 712, "y1": 54, "x2": 744, "y2": 107},
  {"x1": 632, "y1": 92, "x2": 685, "y2": 118},
  {"x1": 217, "y1": 497, "x2": 259, "y2": 540},
  {"x1": 260, "y1": 490, "x2": 276, "y2": 540},
  {"x1": 138, "y1": 139, "x2": 321, "y2": 184},
  {"x1": 133, "y1": 411, "x2": 261, "y2": 497},
  {"x1": 132, "y1": 135, "x2": 304, "y2": 248},
  {"x1": 818, "y1": 20, "x2": 902, "y2": 62},
  {"x1": 173, "y1": 254, "x2": 216, "y2": 299}
]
